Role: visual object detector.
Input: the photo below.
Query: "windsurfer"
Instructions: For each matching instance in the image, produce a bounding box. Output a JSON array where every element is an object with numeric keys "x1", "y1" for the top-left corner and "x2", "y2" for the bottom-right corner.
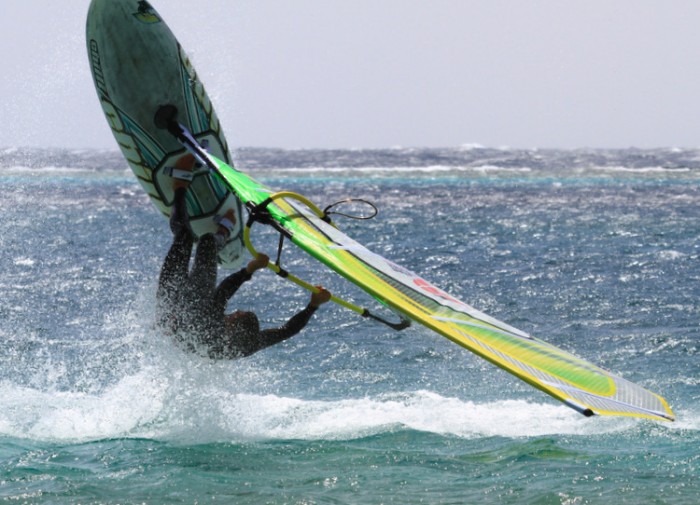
[{"x1": 155, "y1": 153, "x2": 331, "y2": 358}]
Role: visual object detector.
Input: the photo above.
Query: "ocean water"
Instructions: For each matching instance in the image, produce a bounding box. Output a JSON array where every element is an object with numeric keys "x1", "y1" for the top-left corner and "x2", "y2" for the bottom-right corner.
[{"x1": 1, "y1": 146, "x2": 698, "y2": 504}]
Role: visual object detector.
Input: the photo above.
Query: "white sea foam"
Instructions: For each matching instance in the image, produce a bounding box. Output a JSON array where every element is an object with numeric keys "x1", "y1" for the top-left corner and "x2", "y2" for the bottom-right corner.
[
  {"x1": 0, "y1": 372, "x2": 165, "y2": 442},
  {"x1": 0, "y1": 370, "x2": 655, "y2": 444},
  {"x1": 265, "y1": 165, "x2": 532, "y2": 175},
  {"x1": 1, "y1": 165, "x2": 129, "y2": 176},
  {"x1": 657, "y1": 250, "x2": 686, "y2": 261},
  {"x1": 13, "y1": 257, "x2": 35, "y2": 267},
  {"x1": 213, "y1": 391, "x2": 635, "y2": 441},
  {"x1": 458, "y1": 143, "x2": 486, "y2": 150},
  {"x1": 591, "y1": 165, "x2": 691, "y2": 174}
]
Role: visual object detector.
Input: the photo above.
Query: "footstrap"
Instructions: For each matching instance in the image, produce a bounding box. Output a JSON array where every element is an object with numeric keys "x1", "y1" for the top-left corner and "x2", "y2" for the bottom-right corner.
[
  {"x1": 214, "y1": 215, "x2": 235, "y2": 233},
  {"x1": 163, "y1": 166, "x2": 194, "y2": 181}
]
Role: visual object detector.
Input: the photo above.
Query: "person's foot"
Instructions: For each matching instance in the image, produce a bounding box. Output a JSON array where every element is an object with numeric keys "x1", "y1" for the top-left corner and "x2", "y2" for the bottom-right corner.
[
  {"x1": 216, "y1": 209, "x2": 236, "y2": 236},
  {"x1": 167, "y1": 154, "x2": 197, "y2": 236},
  {"x1": 213, "y1": 208, "x2": 236, "y2": 249},
  {"x1": 169, "y1": 191, "x2": 193, "y2": 236},
  {"x1": 170, "y1": 153, "x2": 196, "y2": 190}
]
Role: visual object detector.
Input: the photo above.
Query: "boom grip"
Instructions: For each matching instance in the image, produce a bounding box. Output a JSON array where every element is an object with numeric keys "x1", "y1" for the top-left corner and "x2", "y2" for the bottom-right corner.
[
  {"x1": 243, "y1": 191, "x2": 410, "y2": 331},
  {"x1": 243, "y1": 220, "x2": 365, "y2": 316}
]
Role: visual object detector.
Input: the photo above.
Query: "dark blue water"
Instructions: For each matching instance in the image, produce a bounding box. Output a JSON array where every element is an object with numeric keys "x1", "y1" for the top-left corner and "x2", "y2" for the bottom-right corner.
[{"x1": 1, "y1": 146, "x2": 698, "y2": 503}]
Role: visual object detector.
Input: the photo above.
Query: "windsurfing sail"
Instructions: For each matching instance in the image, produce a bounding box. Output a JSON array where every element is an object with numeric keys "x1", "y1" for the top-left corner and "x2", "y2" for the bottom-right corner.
[{"x1": 163, "y1": 119, "x2": 675, "y2": 422}]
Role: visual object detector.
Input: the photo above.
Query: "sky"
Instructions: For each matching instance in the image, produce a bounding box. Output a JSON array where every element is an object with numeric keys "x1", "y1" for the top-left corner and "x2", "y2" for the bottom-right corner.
[{"x1": 1, "y1": 0, "x2": 700, "y2": 150}]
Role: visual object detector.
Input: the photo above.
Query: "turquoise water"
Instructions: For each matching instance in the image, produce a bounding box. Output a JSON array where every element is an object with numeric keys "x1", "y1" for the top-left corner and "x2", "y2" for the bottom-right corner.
[{"x1": 1, "y1": 147, "x2": 698, "y2": 504}]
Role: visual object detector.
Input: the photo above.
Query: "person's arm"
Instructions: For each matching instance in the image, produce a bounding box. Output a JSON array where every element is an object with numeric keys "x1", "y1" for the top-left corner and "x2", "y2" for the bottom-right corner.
[
  {"x1": 250, "y1": 287, "x2": 331, "y2": 354},
  {"x1": 213, "y1": 254, "x2": 270, "y2": 312}
]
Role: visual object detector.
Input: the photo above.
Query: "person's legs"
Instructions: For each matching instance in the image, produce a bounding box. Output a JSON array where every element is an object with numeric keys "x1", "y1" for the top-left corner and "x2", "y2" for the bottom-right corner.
[
  {"x1": 189, "y1": 204, "x2": 239, "y2": 294},
  {"x1": 157, "y1": 155, "x2": 196, "y2": 308},
  {"x1": 157, "y1": 187, "x2": 194, "y2": 302},
  {"x1": 189, "y1": 233, "x2": 219, "y2": 295}
]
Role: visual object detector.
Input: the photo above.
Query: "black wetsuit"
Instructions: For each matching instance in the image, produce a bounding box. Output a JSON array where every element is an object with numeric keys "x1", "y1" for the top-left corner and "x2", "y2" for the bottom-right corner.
[{"x1": 156, "y1": 187, "x2": 317, "y2": 358}]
